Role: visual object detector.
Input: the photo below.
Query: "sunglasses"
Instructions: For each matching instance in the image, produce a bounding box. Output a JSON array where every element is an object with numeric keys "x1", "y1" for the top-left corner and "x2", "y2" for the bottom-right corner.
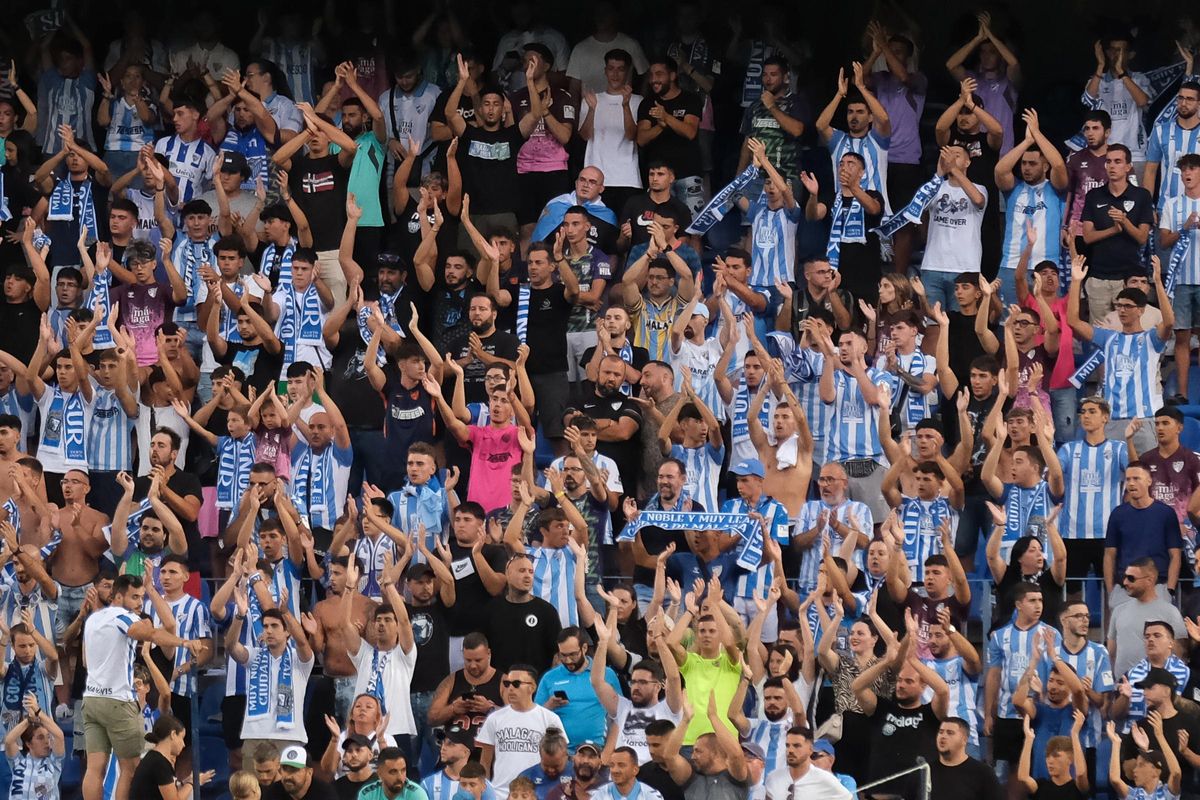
[
  {"x1": 1122, "y1": 573, "x2": 1141, "y2": 583},
  {"x1": 502, "y1": 679, "x2": 529, "y2": 688}
]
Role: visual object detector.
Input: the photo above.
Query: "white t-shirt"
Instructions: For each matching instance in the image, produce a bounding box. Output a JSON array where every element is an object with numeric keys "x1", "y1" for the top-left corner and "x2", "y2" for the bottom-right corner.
[
  {"x1": 581, "y1": 93, "x2": 644, "y2": 189},
  {"x1": 614, "y1": 697, "x2": 681, "y2": 763},
  {"x1": 239, "y1": 645, "x2": 315, "y2": 742},
  {"x1": 475, "y1": 705, "x2": 567, "y2": 800},
  {"x1": 566, "y1": 35, "x2": 650, "y2": 93},
  {"x1": 83, "y1": 606, "x2": 140, "y2": 702},
  {"x1": 351, "y1": 642, "x2": 419, "y2": 736},
  {"x1": 763, "y1": 764, "x2": 852, "y2": 800},
  {"x1": 921, "y1": 182, "x2": 988, "y2": 273}
]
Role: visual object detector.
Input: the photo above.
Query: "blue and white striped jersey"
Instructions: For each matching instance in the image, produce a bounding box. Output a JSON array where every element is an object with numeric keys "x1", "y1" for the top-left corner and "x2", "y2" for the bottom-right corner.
[
  {"x1": 986, "y1": 620, "x2": 1059, "y2": 719},
  {"x1": 921, "y1": 655, "x2": 979, "y2": 747},
  {"x1": 1147, "y1": 117, "x2": 1200, "y2": 213},
  {"x1": 85, "y1": 383, "x2": 135, "y2": 472},
  {"x1": 262, "y1": 40, "x2": 320, "y2": 105},
  {"x1": 747, "y1": 199, "x2": 804, "y2": 288},
  {"x1": 1057, "y1": 439, "x2": 1128, "y2": 540},
  {"x1": 1000, "y1": 180, "x2": 1067, "y2": 273},
  {"x1": 152, "y1": 593, "x2": 211, "y2": 697},
  {"x1": 1162, "y1": 194, "x2": 1200, "y2": 287},
  {"x1": 1124, "y1": 655, "x2": 1191, "y2": 727},
  {"x1": 103, "y1": 97, "x2": 155, "y2": 153},
  {"x1": 823, "y1": 368, "x2": 890, "y2": 462},
  {"x1": 795, "y1": 499, "x2": 873, "y2": 591},
  {"x1": 671, "y1": 442, "x2": 725, "y2": 515},
  {"x1": 747, "y1": 711, "x2": 794, "y2": 782},
  {"x1": 531, "y1": 545, "x2": 578, "y2": 627},
  {"x1": 898, "y1": 495, "x2": 957, "y2": 583},
  {"x1": 724, "y1": 495, "x2": 790, "y2": 600},
  {"x1": 828, "y1": 129, "x2": 891, "y2": 211},
  {"x1": 1059, "y1": 639, "x2": 1114, "y2": 748},
  {"x1": 154, "y1": 135, "x2": 216, "y2": 203},
  {"x1": 1092, "y1": 328, "x2": 1168, "y2": 420},
  {"x1": 726, "y1": 381, "x2": 773, "y2": 466},
  {"x1": 0, "y1": 390, "x2": 35, "y2": 453}
]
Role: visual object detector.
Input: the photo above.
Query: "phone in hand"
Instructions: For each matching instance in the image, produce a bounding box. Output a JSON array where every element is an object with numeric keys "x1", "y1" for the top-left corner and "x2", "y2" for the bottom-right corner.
[{"x1": 553, "y1": 690, "x2": 568, "y2": 701}]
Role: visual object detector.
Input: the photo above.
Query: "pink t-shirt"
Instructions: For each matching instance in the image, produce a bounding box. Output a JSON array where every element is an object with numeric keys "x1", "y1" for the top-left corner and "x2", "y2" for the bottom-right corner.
[
  {"x1": 1022, "y1": 293, "x2": 1075, "y2": 389},
  {"x1": 253, "y1": 424, "x2": 292, "y2": 480},
  {"x1": 468, "y1": 424, "x2": 523, "y2": 512}
]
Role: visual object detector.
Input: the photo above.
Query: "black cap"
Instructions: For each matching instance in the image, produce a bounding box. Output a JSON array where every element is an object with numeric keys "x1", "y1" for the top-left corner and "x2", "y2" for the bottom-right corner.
[
  {"x1": 220, "y1": 151, "x2": 251, "y2": 178},
  {"x1": 342, "y1": 733, "x2": 374, "y2": 750},
  {"x1": 1135, "y1": 667, "x2": 1178, "y2": 691},
  {"x1": 443, "y1": 724, "x2": 473, "y2": 747},
  {"x1": 523, "y1": 42, "x2": 555, "y2": 66}
]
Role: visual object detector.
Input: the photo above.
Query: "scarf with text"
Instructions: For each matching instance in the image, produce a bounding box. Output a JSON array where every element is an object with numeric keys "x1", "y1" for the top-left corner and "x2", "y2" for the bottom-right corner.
[
  {"x1": 90, "y1": 266, "x2": 113, "y2": 347},
  {"x1": 619, "y1": 509, "x2": 760, "y2": 571},
  {"x1": 875, "y1": 175, "x2": 946, "y2": 239},
  {"x1": 900, "y1": 496, "x2": 953, "y2": 566},
  {"x1": 247, "y1": 642, "x2": 294, "y2": 728},
  {"x1": 172, "y1": 236, "x2": 215, "y2": 319},
  {"x1": 826, "y1": 191, "x2": 868, "y2": 268},
  {"x1": 260, "y1": 241, "x2": 295, "y2": 289},
  {"x1": 1069, "y1": 347, "x2": 1105, "y2": 389},
  {"x1": 291, "y1": 443, "x2": 331, "y2": 530},
  {"x1": 216, "y1": 432, "x2": 257, "y2": 508},
  {"x1": 687, "y1": 164, "x2": 760, "y2": 235},
  {"x1": 364, "y1": 646, "x2": 391, "y2": 714},
  {"x1": 1069, "y1": 64, "x2": 1191, "y2": 149},
  {"x1": 41, "y1": 387, "x2": 85, "y2": 462},
  {"x1": 516, "y1": 284, "x2": 531, "y2": 343},
  {"x1": 1005, "y1": 480, "x2": 1052, "y2": 550},
  {"x1": 278, "y1": 284, "x2": 323, "y2": 367},
  {"x1": 47, "y1": 177, "x2": 97, "y2": 239}
]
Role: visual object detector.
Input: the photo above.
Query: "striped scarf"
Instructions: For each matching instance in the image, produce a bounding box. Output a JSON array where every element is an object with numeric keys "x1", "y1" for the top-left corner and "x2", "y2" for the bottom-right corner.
[
  {"x1": 216, "y1": 433, "x2": 257, "y2": 508},
  {"x1": 1006, "y1": 480, "x2": 1051, "y2": 545},
  {"x1": 1069, "y1": 63, "x2": 1190, "y2": 149},
  {"x1": 247, "y1": 643, "x2": 294, "y2": 728},
  {"x1": 1070, "y1": 347, "x2": 1105, "y2": 389},
  {"x1": 173, "y1": 237, "x2": 214, "y2": 319},
  {"x1": 1, "y1": 499, "x2": 18, "y2": 534},
  {"x1": 291, "y1": 443, "x2": 330, "y2": 529},
  {"x1": 48, "y1": 177, "x2": 97, "y2": 237},
  {"x1": 42, "y1": 387, "x2": 86, "y2": 462},
  {"x1": 894, "y1": 350, "x2": 928, "y2": 428},
  {"x1": 826, "y1": 191, "x2": 867, "y2": 269},
  {"x1": 901, "y1": 496, "x2": 952, "y2": 555},
  {"x1": 278, "y1": 284, "x2": 323, "y2": 366},
  {"x1": 364, "y1": 647, "x2": 390, "y2": 714},
  {"x1": 1166, "y1": 223, "x2": 1193, "y2": 299},
  {"x1": 261, "y1": 241, "x2": 295, "y2": 289},
  {"x1": 90, "y1": 267, "x2": 113, "y2": 347},
  {"x1": 875, "y1": 175, "x2": 946, "y2": 238}
]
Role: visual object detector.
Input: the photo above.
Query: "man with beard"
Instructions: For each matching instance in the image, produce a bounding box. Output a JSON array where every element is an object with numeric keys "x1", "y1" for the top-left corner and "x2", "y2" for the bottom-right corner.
[
  {"x1": 582, "y1": 307, "x2": 649, "y2": 400},
  {"x1": 762, "y1": 726, "x2": 851, "y2": 800},
  {"x1": 354, "y1": 746, "x2": 425, "y2": 800},
  {"x1": 483, "y1": 555, "x2": 561, "y2": 673},
  {"x1": 421, "y1": 724, "x2": 485, "y2": 800},
  {"x1": 928, "y1": 718, "x2": 1003, "y2": 800},
  {"x1": 922, "y1": 617, "x2": 984, "y2": 758},
  {"x1": 308, "y1": 556, "x2": 374, "y2": 721},
  {"x1": 794, "y1": 463, "x2": 871, "y2": 596},
  {"x1": 556, "y1": 206, "x2": 613, "y2": 395},
  {"x1": 330, "y1": 65, "x2": 387, "y2": 263},
  {"x1": 636, "y1": 58, "x2": 704, "y2": 215},
  {"x1": 621, "y1": 459, "x2": 698, "y2": 611},
  {"x1": 328, "y1": 733, "x2": 375, "y2": 798},
  {"x1": 477, "y1": 671, "x2": 567, "y2": 799},
  {"x1": 659, "y1": 694, "x2": 751, "y2": 797},
  {"x1": 452, "y1": 294, "x2": 519, "y2": 405},
  {"x1": 737, "y1": 57, "x2": 806, "y2": 187},
  {"x1": 546, "y1": 741, "x2": 609, "y2": 800},
  {"x1": 400, "y1": 549, "x2": 457, "y2": 765},
  {"x1": 1160, "y1": 154, "x2": 1200, "y2": 399},
  {"x1": 265, "y1": 746, "x2": 338, "y2": 800},
  {"x1": 411, "y1": 201, "x2": 485, "y2": 355},
  {"x1": 207, "y1": 70, "x2": 280, "y2": 191},
  {"x1": 427, "y1": 632, "x2": 504, "y2": 740},
  {"x1": 1144, "y1": 82, "x2": 1200, "y2": 216},
  {"x1": 536, "y1": 627, "x2": 621, "y2": 745},
  {"x1": 578, "y1": 355, "x2": 643, "y2": 493},
  {"x1": 593, "y1": 618, "x2": 683, "y2": 764},
  {"x1": 597, "y1": 748, "x2": 665, "y2": 800},
  {"x1": 730, "y1": 675, "x2": 806, "y2": 781},
  {"x1": 444, "y1": 59, "x2": 528, "y2": 244},
  {"x1": 111, "y1": 470, "x2": 189, "y2": 583},
  {"x1": 1064, "y1": 111, "x2": 1112, "y2": 255},
  {"x1": 815, "y1": 64, "x2": 892, "y2": 205},
  {"x1": 517, "y1": 727, "x2": 573, "y2": 800},
  {"x1": 366, "y1": 330, "x2": 442, "y2": 485}
]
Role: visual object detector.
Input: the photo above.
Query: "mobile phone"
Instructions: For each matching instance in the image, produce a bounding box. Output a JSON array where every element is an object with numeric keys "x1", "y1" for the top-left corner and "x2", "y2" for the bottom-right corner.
[
  {"x1": 553, "y1": 690, "x2": 568, "y2": 700},
  {"x1": 463, "y1": 691, "x2": 479, "y2": 701}
]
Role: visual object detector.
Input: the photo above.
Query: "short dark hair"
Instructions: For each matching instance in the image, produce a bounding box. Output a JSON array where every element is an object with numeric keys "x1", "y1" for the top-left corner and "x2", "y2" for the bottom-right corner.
[
  {"x1": 110, "y1": 197, "x2": 139, "y2": 217},
  {"x1": 1108, "y1": 143, "x2": 1133, "y2": 163},
  {"x1": 942, "y1": 717, "x2": 971, "y2": 736},
  {"x1": 455, "y1": 501, "x2": 485, "y2": 521},
  {"x1": 645, "y1": 719, "x2": 676, "y2": 737},
  {"x1": 1012, "y1": 582, "x2": 1044, "y2": 601},
  {"x1": 152, "y1": 427, "x2": 182, "y2": 452},
  {"x1": 763, "y1": 55, "x2": 790, "y2": 73},
  {"x1": 604, "y1": 49, "x2": 632, "y2": 68},
  {"x1": 214, "y1": 235, "x2": 247, "y2": 257},
  {"x1": 160, "y1": 553, "x2": 190, "y2": 572},
  {"x1": 1083, "y1": 109, "x2": 1112, "y2": 129},
  {"x1": 113, "y1": 574, "x2": 143, "y2": 596},
  {"x1": 377, "y1": 746, "x2": 406, "y2": 765},
  {"x1": 649, "y1": 55, "x2": 679, "y2": 73},
  {"x1": 787, "y1": 725, "x2": 813, "y2": 741}
]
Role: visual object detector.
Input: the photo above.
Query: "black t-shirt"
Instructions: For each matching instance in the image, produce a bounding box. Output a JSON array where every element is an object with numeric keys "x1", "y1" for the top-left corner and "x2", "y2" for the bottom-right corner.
[
  {"x1": 525, "y1": 284, "x2": 573, "y2": 375},
  {"x1": 579, "y1": 392, "x2": 643, "y2": 494},
  {"x1": 618, "y1": 193, "x2": 693, "y2": 250},
  {"x1": 929, "y1": 756, "x2": 1004, "y2": 800},
  {"x1": 217, "y1": 341, "x2": 285, "y2": 396},
  {"x1": 454, "y1": 329, "x2": 521, "y2": 404},
  {"x1": 579, "y1": 343, "x2": 650, "y2": 397},
  {"x1": 636, "y1": 90, "x2": 704, "y2": 178},
  {"x1": 1080, "y1": 184, "x2": 1155, "y2": 280},
  {"x1": 456, "y1": 125, "x2": 524, "y2": 216},
  {"x1": 430, "y1": 91, "x2": 476, "y2": 173},
  {"x1": 333, "y1": 775, "x2": 371, "y2": 800},
  {"x1": 0, "y1": 166, "x2": 40, "y2": 267},
  {"x1": 289, "y1": 153, "x2": 349, "y2": 250},
  {"x1": 1031, "y1": 779, "x2": 1088, "y2": 800},
  {"x1": 420, "y1": 276, "x2": 484, "y2": 355},
  {"x1": 638, "y1": 761, "x2": 685, "y2": 800},
  {"x1": 446, "y1": 537, "x2": 508, "y2": 636},
  {"x1": 0, "y1": 300, "x2": 40, "y2": 364},
  {"x1": 818, "y1": 188, "x2": 885, "y2": 305},
  {"x1": 328, "y1": 315, "x2": 387, "y2": 430},
  {"x1": 946, "y1": 310, "x2": 996, "y2": 388},
  {"x1": 390, "y1": 197, "x2": 460, "y2": 266},
  {"x1": 484, "y1": 595, "x2": 562, "y2": 674},
  {"x1": 129, "y1": 749, "x2": 175, "y2": 800},
  {"x1": 867, "y1": 699, "x2": 941, "y2": 793},
  {"x1": 134, "y1": 470, "x2": 204, "y2": 568},
  {"x1": 264, "y1": 778, "x2": 339, "y2": 800},
  {"x1": 406, "y1": 599, "x2": 451, "y2": 692}
]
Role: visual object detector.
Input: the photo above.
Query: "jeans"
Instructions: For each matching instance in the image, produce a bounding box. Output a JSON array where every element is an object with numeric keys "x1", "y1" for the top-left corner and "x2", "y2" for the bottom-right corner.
[
  {"x1": 410, "y1": 689, "x2": 437, "y2": 775},
  {"x1": 998, "y1": 266, "x2": 1020, "y2": 308},
  {"x1": 920, "y1": 271, "x2": 963, "y2": 312},
  {"x1": 1050, "y1": 387, "x2": 1078, "y2": 444}
]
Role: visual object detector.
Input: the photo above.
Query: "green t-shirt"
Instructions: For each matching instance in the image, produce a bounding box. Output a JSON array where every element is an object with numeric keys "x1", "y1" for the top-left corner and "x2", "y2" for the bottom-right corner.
[
  {"x1": 679, "y1": 650, "x2": 743, "y2": 744},
  {"x1": 335, "y1": 132, "x2": 385, "y2": 228}
]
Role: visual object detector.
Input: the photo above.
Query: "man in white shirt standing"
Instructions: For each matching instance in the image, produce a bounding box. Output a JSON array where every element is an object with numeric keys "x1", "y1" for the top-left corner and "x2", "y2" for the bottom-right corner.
[
  {"x1": 763, "y1": 726, "x2": 852, "y2": 800},
  {"x1": 919, "y1": 145, "x2": 988, "y2": 322},
  {"x1": 476, "y1": 665, "x2": 567, "y2": 800},
  {"x1": 81, "y1": 574, "x2": 202, "y2": 800},
  {"x1": 580, "y1": 49, "x2": 644, "y2": 217}
]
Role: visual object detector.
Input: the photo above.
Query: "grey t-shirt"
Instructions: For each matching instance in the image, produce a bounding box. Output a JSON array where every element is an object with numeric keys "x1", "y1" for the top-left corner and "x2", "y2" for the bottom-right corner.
[{"x1": 1106, "y1": 595, "x2": 1186, "y2": 677}]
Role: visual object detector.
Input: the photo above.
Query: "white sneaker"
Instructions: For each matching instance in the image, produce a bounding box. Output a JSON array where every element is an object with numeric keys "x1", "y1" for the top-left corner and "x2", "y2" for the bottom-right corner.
[{"x1": 54, "y1": 703, "x2": 70, "y2": 722}]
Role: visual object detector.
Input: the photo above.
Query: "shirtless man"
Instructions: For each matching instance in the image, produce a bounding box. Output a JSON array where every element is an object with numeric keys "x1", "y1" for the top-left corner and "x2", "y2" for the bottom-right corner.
[
  {"x1": 306, "y1": 553, "x2": 373, "y2": 721},
  {"x1": 747, "y1": 359, "x2": 813, "y2": 519}
]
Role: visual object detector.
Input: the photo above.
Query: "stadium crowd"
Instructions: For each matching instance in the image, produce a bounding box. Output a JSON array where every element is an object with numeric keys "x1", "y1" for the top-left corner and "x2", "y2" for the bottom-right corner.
[{"x1": 6, "y1": 3, "x2": 1200, "y2": 800}]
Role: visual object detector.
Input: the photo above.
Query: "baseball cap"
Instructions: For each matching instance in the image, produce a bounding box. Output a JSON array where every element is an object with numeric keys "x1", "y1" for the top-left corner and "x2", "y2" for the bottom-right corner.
[
  {"x1": 576, "y1": 741, "x2": 602, "y2": 755},
  {"x1": 220, "y1": 151, "x2": 251, "y2": 178},
  {"x1": 691, "y1": 303, "x2": 710, "y2": 321},
  {"x1": 812, "y1": 739, "x2": 836, "y2": 757},
  {"x1": 443, "y1": 724, "x2": 474, "y2": 747},
  {"x1": 1135, "y1": 666, "x2": 1178, "y2": 691},
  {"x1": 342, "y1": 733, "x2": 373, "y2": 750},
  {"x1": 730, "y1": 459, "x2": 765, "y2": 479},
  {"x1": 741, "y1": 741, "x2": 766, "y2": 761},
  {"x1": 280, "y1": 745, "x2": 308, "y2": 769},
  {"x1": 522, "y1": 42, "x2": 555, "y2": 66},
  {"x1": 1033, "y1": 260, "x2": 1059, "y2": 274}
]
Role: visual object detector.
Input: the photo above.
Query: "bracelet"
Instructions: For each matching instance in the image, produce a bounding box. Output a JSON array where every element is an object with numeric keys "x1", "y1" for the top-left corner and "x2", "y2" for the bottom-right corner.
[{"x1": 236, "y1": 613, "x2": 247, "y2": 620}]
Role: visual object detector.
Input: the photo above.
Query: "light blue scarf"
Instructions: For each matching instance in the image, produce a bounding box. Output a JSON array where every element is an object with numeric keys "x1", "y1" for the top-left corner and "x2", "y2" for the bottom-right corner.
[
  {"x1": 875, "y1": 175, "x2": 946, "y2": 238},
  {"x1": 827, "y1": 191, "x2": 867, "y2": 268},
  {"x1": 41, "y1": 387, "x2": 85, "y2": 462},
  {"x1": 247, "y1": 643, "x2": 294, "y2": 728},
  {"x1": 364, "y1": 646, "x2": 390, "y2": 714},
  {"x1": 516, "y1": 284, "x2": 531, "y2": 343},
  {"x1": 47, "y1": 177, "x2": 97, "y2": 239},
  {"x1": 216, "y1": 432, "x2": 257, "y2": 508},
  {"x1": 687, "y1": 164, "x2": 759, "y2": 235},
  {"x1": 260, "y1": 241, "x2": 295, "y2": 289},
  {"x1": 278, "y1": 284, "x2": 323, "y2": 367},
  {"x1": 90, "y1": 266, "x2": 113, "y2": 347}
]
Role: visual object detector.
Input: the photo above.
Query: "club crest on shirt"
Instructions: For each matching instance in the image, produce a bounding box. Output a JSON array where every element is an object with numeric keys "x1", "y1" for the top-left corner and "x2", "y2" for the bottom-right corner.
[
  {"x1": 1124, "y1": 200, "x2": 1136, "y2": 212},
  {"x1": 525, "y1": 614, "x2": 538, "y2": 627},
  {"x1": 1174, "y1": 461, "x2": 1185, "y2": 473}
]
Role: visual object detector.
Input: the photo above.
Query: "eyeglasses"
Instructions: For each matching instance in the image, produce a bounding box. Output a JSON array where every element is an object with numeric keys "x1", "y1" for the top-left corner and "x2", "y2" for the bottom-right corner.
[
  {"x1": 1113, "y1": 302, "x2": 1139, "y2": 311},
  {"x1": 629, "y1": 679, "x2": 661, "y2": 686},
  {"x1": 1063, "y1": 612, "x2": 1090, "y2": 620},
  {"x1": 1011, "y1": 320, "x2": 1035, "y2": 328},
  {"x1": 502, "y1": 679, "x2": 530, "y2": 688},
  {"x1": 60, "y1": 477, "x2": 86, "y2": 485}
]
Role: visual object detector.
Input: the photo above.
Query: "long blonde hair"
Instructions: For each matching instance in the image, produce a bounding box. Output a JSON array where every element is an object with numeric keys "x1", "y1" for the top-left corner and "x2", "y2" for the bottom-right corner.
[{"x1": 230, "y1": 771, "x2": 261, "y2": 800}]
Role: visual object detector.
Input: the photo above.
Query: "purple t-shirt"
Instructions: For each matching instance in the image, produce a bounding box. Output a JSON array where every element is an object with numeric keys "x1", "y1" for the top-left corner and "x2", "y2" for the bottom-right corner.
[
  {"x1": 966, "y1": 69, "x2": 1018, "y2": 154},
  {"x1": 112, "y1": 281, "x2": 176, "y2": 366},
  {"x1": 1139, "y1": 446, "x2": 1200, "y2": 525},
  {"x1": 870, "y1": 70, "x2": 927, "y2": 165},
  {"x1": 1064, "y1": 150, "x2": 1109, "y2": 233}
]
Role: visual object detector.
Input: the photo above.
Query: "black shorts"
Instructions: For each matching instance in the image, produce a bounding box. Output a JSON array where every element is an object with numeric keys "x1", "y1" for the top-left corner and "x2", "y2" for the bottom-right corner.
[
  {"x1": 886, "y1": 162, "x2": 926, "y2": 214},
  {"x1": 518, "y1": 170, "x2": 572, "y2": 225},
  {"x1": 992, "y1": 716, "x2": 1025, "y2": 763},
  {"x1": 221, "y1": 694, "x2": 246, "y2": 751},
  {"x1": 170, "y1": 692, "x2": 194, "y2": 746}
]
